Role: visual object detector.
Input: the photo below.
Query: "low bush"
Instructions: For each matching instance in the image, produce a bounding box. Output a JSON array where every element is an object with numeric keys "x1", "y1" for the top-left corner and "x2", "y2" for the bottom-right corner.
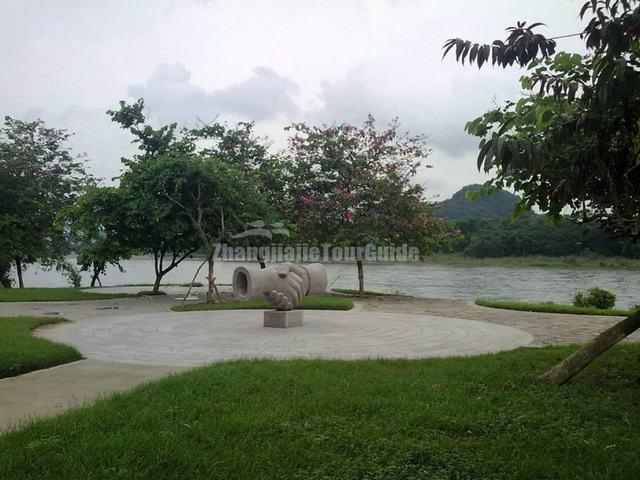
[
  {"x1": 573, "y1": 287, "x2": 617, "y2": 310},
  {"x1": 137, "y1": 290, "x2": 167, "y2": 296}
]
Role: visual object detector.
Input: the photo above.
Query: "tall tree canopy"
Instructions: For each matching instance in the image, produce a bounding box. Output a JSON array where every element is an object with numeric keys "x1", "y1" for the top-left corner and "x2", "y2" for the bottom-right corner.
[
  {"x1": 443, "y1": 0, "x2": 640, "y2": 384},
  {"x1": 109, "y1": 100, "x2": 279, "y2": 294},
  {"x1": 163, "y1": 153, "x2": 271, "y2": 303},
  {"x1": 0, "y1": 116, "x2": 89, "y2": 287},
  {"x1": 286, "y1": 115, "x2": 456, "y2": 294},
  {"x1": 66, "y1": 186, "x2": 133, "y2": 287},
  {"x1": 108, "y1": 100, "x2": 200, "y2": 292}
]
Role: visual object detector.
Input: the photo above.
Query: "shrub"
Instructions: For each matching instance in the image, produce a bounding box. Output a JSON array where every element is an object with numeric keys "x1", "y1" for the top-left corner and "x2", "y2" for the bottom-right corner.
[
  {"x1": 59, "y1": 262, "x2": 82, "y2": 288},
  {"x1": 632, "y1": 304, "x2": 640, "y2": 314},
  {"x1": 137, "y1": 290, "x2": 167, "y2": 296},
  {"x1": 573, "y1": 287, "x2": 616, "y2": 310}
]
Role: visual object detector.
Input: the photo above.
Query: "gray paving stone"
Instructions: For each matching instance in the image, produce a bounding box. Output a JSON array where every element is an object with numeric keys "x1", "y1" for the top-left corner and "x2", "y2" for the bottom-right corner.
[{"x1": 37, "y1": 310, "x2": 534, "y2": 367}]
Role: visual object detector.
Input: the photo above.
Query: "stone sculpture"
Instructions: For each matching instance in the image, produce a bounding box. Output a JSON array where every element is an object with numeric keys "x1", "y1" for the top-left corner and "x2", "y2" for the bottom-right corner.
[{"x1": 232, "y1": 263, "x2": 328, "y2": 328}]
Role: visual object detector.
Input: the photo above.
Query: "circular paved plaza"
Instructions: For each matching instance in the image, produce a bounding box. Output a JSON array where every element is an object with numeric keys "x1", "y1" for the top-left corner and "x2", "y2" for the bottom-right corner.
[{"x1": 38, "y1": 310, "x2": 534, "y2": 367}]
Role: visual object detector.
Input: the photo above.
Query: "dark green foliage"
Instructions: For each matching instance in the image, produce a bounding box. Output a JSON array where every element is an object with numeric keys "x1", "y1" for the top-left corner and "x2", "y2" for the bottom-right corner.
[
  {"x1": 573, "y1": 287, "x2": 617, "y2": 310},
  {"x1": 436, "y1": 184, "x2": 525, "y2": 220},
  {"x1": 0, "y1": 316, "x2": 82, "y2": 378},
  {"x1": 443, "y1": 21, "x2": 557, "y2": 68},
  {"x1": 447, "y1": 215, "x2": 640, "y2": 258},
  {"x1": 0, "y1": 257, "x2": 12, "y2": 288},
  {"x1": 66, "y1": 186, "x2": 132, "y2": 288},
  {"x1": 444, "y1": 1, "x2": 640, "y2": 241},
  {"x1": 2, "y1": 346, "x2": 640, "y2": 478},
  {"x1": 108, "y1": 100, "x2": 202, "y2": 292}
]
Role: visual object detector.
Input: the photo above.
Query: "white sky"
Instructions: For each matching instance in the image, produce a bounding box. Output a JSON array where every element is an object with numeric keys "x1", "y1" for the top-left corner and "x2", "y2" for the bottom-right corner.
[{"x1": 0, "y1": 0, "x2": 587, "y2": 199}]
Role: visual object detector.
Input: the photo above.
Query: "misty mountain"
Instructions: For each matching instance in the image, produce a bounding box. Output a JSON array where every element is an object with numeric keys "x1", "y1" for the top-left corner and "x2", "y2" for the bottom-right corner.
[{"x1": 436, "y1": 184, "x2": 527, "y2": 220}]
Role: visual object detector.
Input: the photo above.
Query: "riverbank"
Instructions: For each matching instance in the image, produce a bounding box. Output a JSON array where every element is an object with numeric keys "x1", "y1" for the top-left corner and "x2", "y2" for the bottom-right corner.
[
  {"x1": 422, "y1": 254, "x2": 640, "y2": 269},
  {"x1": 50, "y1": 253, "x2": 640, "y2": 270}
]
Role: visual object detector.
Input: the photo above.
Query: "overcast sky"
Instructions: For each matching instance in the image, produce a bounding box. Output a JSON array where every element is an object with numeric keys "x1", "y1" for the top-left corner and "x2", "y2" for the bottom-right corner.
[{"x1": 0, "y1": 0, "x2": 587, "y2": 199}]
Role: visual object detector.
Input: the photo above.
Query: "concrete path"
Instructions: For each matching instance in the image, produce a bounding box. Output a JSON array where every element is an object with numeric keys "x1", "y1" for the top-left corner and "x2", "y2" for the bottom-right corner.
[
  {"x1": 35, "y1": 310, "x2": 535, "y2": 366},
  {"x1": 356, "y1": 296, "x2": 640, "y2": 345},
  {"x1": 0, "y1": 360, "x2": 186, "y2": 432}
]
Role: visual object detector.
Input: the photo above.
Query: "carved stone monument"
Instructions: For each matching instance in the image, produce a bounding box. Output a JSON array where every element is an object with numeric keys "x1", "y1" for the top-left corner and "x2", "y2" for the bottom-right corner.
[{"x1": 232, "y1": 263, "x2": 328, "y2": 328}]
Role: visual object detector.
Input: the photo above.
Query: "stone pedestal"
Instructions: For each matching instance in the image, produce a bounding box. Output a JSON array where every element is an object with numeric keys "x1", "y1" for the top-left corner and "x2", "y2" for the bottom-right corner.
[{"x1": 263, "y1": 310, "x2": 303, "y2": 328}]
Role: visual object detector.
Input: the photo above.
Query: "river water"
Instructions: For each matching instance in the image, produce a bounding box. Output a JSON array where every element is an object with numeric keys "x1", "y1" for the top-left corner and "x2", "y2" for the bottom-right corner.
[{"x1": 15, "y1": 258, "x2": 640, "y2": 308}]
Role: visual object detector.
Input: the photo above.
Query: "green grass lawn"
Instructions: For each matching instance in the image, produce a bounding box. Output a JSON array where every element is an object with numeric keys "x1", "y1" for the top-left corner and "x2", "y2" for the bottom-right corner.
[
  {"x1": 332, "y1": 288, "x2": 410, "y2": 297},
  {"x1": 1, "y1": 345, "x2": 640, "y2": 478},
  {"x1": 476, "y1": 299, "x2": 636, "y2": 317},
  {"x1": 172, "y1": 295, "x2": 353, "y2": 312},
  {"x1": 0, "y1": 316, "x2": 82, "y2": 378},
  {"x1": 0, "y1": 288, "x2": 136, "y2": 302}
]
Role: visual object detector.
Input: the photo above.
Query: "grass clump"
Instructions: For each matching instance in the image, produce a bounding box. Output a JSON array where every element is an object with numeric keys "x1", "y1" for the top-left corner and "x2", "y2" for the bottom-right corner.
[
  {"x1": 1, "y1": 346, "x2": 640, "y2": 478},
  {"x1": 476, "y1": 298, "x2": 634, "y2": 316},
  {"x1": 172, "y1": 295, "x2": 353, "y2": 312},
  {"x1": 0, "y1": 288, "x2": 136, "y2": 302},
  {"x1": 0, "y1": 316, "x2": 82, "y2": 378},
  {"x1": 332, "y1": 288, "x2": 410, "y2": 297},
  {"x1": 136, "y1": 290, "x2": 167, "y2": 297}
]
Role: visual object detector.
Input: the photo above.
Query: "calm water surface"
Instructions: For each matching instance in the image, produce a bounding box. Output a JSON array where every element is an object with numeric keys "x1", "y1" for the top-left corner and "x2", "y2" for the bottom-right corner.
[{"x1": 16, "y1": 258, "x2": 640, "y2": 308}]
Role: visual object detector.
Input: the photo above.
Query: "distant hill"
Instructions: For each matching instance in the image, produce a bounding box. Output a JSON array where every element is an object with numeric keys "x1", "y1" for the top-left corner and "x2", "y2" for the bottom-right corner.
[{"x1": 436, "y1": 184, "x2": 525, "y2": 220}]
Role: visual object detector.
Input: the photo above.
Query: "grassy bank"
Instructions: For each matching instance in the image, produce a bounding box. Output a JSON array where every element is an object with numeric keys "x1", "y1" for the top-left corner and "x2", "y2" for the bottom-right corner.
[
  {"x1": 172, "y1": 295, "x2": 353, "y2": 312},
  {"x1": 424, "y1": 253, "x2": 640, "y2": 269},
  {"x1": 476, "y1": 299, "x2": 636, "y2": 317},
  {"x1": 0, "y1": 317, "x2": 82, "y2": 378},
  {"x1": 331, "y1": 288, "x2": 410, "y2": 297},
  {"x1": 0, "y1": 288, "x2": 136, "y2": 302},
  {"x1": 2, "y1": 345, "x2": 640, "y2": 478}
]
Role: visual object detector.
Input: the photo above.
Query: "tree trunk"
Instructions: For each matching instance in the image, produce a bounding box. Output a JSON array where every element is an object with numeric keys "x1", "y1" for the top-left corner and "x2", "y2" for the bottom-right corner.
[
  {"x1": 90, "y1": 267, "x2": 100, "y2": 288},
  {"x1": 257, "y1": 250, "x2": 266, "y2": 269},
  {"x1": 15, "y1": 258, "x2": 24, "y2": 288},
  {"x1": 152, "y1": 249, "x2": 163, "y2": 294},
  {"x1": 206, "y1": 251, "x2": 215, "y2": 303},
  {"x1": 152, "y1": 273, "x2": 163, "y2": 294},
  {"x1": 356, "y1": 260, "x2": 364, "y2": 296},
  {"x1": 183, "y1": 259, "x2": 207, "y2": 303},
  {"x1": 540, "y1": 309, "x2": 640, "y2": 385}
]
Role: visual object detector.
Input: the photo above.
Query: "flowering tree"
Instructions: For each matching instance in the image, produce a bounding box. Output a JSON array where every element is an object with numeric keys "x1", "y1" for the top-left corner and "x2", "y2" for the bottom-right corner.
[
  {"x1": 0, "y1": 116, "x2": 89, "y2": 287},
  {"x1": 286, "y1": 116, "x2": 457, "y2": 294}
]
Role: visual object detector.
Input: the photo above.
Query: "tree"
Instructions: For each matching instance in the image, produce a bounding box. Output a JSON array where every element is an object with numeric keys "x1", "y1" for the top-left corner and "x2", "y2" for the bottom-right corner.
[
  {"x1": 443, "y1": 0, "x2": 640, "y2": 383},
  {"x1": 117, "y1": 155, "x2": 200, "y2": 293},
  {"x1": 66, "y1": 186, "x2": 132, "y2": 287},
  {"x1": 286, "y1": 116, "x2": 457, "y2": 295},
  {"x1": 108, "y1": 100, "x2": 200, "y2": 293},
  {"x1": 162, "y1": 153, "x2": 270, "y2": 303},
  {"x1": 0, "y1": 255, "x2": 12, "y2": 288},
  {"x1": 0, "y1": 116, "x2": 89, "y2": 287},
  {"x1": 191, "y1": 122, "x2": 291, "y2": 270}
]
